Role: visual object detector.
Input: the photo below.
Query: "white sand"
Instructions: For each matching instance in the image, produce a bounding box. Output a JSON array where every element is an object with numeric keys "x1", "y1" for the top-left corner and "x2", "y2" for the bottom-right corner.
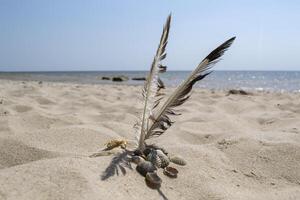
[{"x1": 0, "y1": 80, "x2": 299, "y2": 200}]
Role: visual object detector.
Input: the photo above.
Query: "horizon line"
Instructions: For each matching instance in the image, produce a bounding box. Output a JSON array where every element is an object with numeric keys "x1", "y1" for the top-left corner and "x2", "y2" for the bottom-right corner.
[{"x1": 1, "y1": 69, "x2": 300, "y2": 73}]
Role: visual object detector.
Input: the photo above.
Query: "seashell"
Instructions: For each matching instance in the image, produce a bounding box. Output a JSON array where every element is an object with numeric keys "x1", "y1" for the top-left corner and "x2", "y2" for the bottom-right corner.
[
  {"x1": 143, "y1": 148, "x2": 152, "y2": 157},
  {"x1": 136, "y1": 160, "x2": 157, "y2": 176},
  {"x1": 145, "y1": 172, "x2": 162, "y2": 189},
  {"x1": 163, "y1": 166, "x2": 179, "y2": 178},
  {"x1": 169, "y1": 156, "x2": 187, "y2": 166},
  {"x1": 156, "y1": 150, "x2": 170, "y2": 168},
  {"x1": 133, "y1": 149, "x2": 142, "y2": 156},
  {"x1": 131, "y1": 156, "x2": 143, "y2": 164},
  {"x1": 158, "y1": 147, "x2": 168, "y2": 155},
  {"x1": 146, "y1": 144, "x2": 168, "y2": 155},
  {"x1": 147, "y1": 149, "x2": 169, "y2": 168},
  {"x1": 146, "y1": 150, "x2": 160, "y2": 167}
]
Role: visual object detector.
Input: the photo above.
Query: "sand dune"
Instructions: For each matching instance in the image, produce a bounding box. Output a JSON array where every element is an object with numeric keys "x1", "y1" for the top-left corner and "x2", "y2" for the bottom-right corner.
[{"x1": 0, "y1": 80, "x2": 299, "y2": 200}]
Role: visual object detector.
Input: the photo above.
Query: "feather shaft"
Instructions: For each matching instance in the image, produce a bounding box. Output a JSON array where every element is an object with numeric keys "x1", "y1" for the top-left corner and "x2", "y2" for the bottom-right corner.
[{"x1": 137, "y1": 14, "x2": 171, "y2": 150}]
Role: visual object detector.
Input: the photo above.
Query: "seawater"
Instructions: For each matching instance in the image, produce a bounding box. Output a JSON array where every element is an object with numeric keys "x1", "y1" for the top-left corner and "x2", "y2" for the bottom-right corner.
[{"x1": 0, "y1": 71, "x2": 299, "y2": 92}]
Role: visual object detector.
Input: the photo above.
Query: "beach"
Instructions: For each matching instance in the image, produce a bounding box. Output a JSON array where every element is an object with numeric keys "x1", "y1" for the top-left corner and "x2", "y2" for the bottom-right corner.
[{"x1": 0, "y1": 79, "x2": 300, "y2": 200}]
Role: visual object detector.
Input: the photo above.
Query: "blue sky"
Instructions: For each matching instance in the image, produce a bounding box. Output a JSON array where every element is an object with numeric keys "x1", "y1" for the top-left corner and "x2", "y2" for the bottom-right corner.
[{"x1": 0, "y1": 0, "x2": 299, "y2": 71}]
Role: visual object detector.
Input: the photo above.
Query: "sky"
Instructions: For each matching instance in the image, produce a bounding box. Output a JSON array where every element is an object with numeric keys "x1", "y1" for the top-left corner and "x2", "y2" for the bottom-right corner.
[{"x1": 0, "y1": 0, "x2": 300, "y2": 71}]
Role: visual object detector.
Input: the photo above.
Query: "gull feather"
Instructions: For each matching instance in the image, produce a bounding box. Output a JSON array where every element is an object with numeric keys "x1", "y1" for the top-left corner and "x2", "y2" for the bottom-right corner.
[
  {"x1": 136, "y1": 14, "x2": 171, "y2": 150},
  {"x1": 144, "y1": 37, "x2": 236, "y2": 140}
]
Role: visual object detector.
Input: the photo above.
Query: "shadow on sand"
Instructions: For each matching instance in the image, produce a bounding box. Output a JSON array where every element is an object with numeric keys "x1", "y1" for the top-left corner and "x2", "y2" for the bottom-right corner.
[
  {"x1": 101, "y1": 150, "x2": 169, "y2": 199},
  {"x1": 101, "y1": 150, "x2": 132, "y2": 180}
]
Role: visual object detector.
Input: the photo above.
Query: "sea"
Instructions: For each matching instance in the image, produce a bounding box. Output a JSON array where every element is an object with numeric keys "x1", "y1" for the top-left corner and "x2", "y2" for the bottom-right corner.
[{"x1": 0, "y1": 71, "x2": 300, "y2": 92}]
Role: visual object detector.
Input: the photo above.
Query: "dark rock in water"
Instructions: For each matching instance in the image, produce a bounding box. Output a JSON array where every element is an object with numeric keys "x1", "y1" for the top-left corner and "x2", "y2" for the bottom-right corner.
[
  {"x1": 101, "y1": 76, "x2": 110, "y2": 80},
  {"x1": 227, "y1": 89, "x2": 250, "y2": 95},
  {"x1": 38, "y1": 81, "x2": 43, "y2": 85},
  {"x1": 132, "y1": 77, "x2": 146, "y2": 81},
  {"x1": 112, "y1": 76, "x2": 129, "y2": 82}
]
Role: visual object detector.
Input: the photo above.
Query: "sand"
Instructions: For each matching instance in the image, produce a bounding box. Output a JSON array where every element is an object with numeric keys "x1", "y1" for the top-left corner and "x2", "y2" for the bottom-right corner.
[{"x1": 0, "y1": 79, "x2": 299, "y2": 200}]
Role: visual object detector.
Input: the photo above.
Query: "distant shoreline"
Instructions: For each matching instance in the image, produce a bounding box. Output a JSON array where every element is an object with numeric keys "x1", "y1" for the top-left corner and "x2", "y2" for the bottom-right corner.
[
  {"x1": 0, "y1": 71, "x2": 300, "y2": 92},
  {"x1": 0, "y1": 79, "x2": 299, "y2": 94},
  {"x1": 1, "y1": 70, "x2": 300, "y2": 73}
]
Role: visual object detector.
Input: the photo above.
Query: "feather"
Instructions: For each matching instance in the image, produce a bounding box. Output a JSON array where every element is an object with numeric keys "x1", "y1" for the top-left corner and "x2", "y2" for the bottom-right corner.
[
  {"x1": 136, "y1": 14, "x2": 171, "y2": 150},
  {"x1": 145, "y1": 37, "x2": 236, "y2": 140}
]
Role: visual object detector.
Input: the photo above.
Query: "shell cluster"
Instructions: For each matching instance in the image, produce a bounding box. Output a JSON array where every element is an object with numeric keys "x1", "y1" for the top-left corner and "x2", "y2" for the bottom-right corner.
[{"x1": 131, "y1": 145, "x2": 187, "y2": 189}]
